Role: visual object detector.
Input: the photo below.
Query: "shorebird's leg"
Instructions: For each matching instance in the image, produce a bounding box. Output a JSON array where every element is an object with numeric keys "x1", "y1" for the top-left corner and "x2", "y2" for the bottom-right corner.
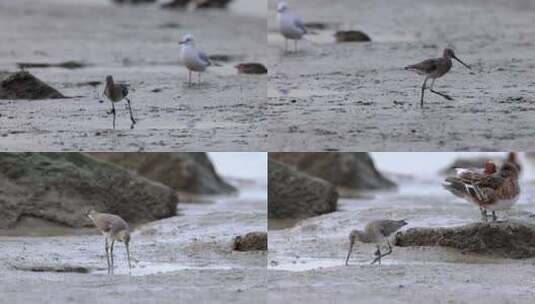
[
  {"x1": 480, "y1": 208, "x2": 488, "y2": 222},
  {"x1": 294, "y1": 40, "x2": 298, "y2": 52},
  {"x1": 105, "y1": 238, "x2": 110, "y2": 275},
  {"x1": 492, "y1": 211, "x2": 498, "y2": 222},
  {"x1": 125, "y1": 241, "x2": 132, "y2": 272},
  {"x1": 420, "y1": 76, "x2": 429, "y2": 107},
  {"x1": 429, "y1": 79, "x2": 453, "y2": 101},
  {"x1": 107, "y1": 102, "x2": 116, "y2": 130},
  {"x1": 198, "y1": 72, "x2": 201, "y2": 85},
  {"x1": 188, "y1": 70, "x2": 192, "y2": 86},
  {"x1": 384, "y1": 241, "x2": 393, "y2": 255},
  {"x1": 110, "y1": 239, "x2": 115, "y2": 274},
  {"x1": 371, "y1": 245, "x2": 382, "y2": 265},
  {"x1": 284, "y1": 39, "x2": 288, "y2": 53},
  {"x1": 125, "y1": 98, "x2": 136, "y2": 128}
]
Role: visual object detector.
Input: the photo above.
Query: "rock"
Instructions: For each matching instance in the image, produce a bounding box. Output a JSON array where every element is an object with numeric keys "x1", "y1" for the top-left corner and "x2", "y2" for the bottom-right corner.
[
  {"x1": 75, "y1": 81, "x2": 102, "y2": 87},
  {"x1": 0, "y1": 71, "x2": 65, "y2": 100},
  {"x1": 0, "y1": 153, "x2": 177, "y2": 229},
  {"x1": 112, "y1": 0, "x2": 156, "y2": 4},
  {"x1": 394, "y1": 222, "x2": 535, "y2": 259},
  {"x1": 161, "y1": 0, "x2": 232, "y2": 9},
  {"x1": 12, "y1": 264, "x2": 91, "y2": 273},
  {"x1": 196, "y1": 0, "x2": 233, "y2": 9},
  {"x1": 16, "y1": 61, "x2": 86, "y2": 70},
  {"x1": 303, "y1": 22, "x2": 331, "y2": 30},
  {"x1": 208, "y1": 54, "x2": 235, "y2": 62},
  {"x1": 235, "y1": 63, "x2": 268, "y2": 75},
  {"x1": 334, "y1": 31, "x2": 371, "y2": 43},
  {"x1": 269, "y1": 153, "x2": 396, "y2": 197},
  {"x1": 87, "y1": 153, "x2": 236, "y2": 195},
  {"x1": 161, "y1": 0, "x2": 190, "y2": 8},
  {"x1": 233, "y1": 232, "x2": 267, "y2": 251},
  {"x1": 268, "y1": 160, "x2": 338, "y2": 219}
]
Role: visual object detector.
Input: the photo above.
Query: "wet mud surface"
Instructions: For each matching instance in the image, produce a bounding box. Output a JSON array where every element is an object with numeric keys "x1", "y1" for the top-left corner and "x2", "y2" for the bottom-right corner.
[
  {"x1": 0, "y1": 0, "x2": 267, "y2": 151},
  {"x1": 0, "y1": 180, "x2": 267, "y2": 303},
  {"x1": 268, "y1": 166, "x2": 535, "y2": 303},
  {"x1": 266, "y1": 0, "x2": 535, "y2": 151}
]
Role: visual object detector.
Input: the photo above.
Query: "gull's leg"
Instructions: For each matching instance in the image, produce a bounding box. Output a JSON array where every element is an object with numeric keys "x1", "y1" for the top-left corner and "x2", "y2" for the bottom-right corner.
[
  {"x1": 420, "y1": 76, "x2": 429, "y2": 108},
  {"x1": 492, "y1": 211, "x2": 498, "y2": 222},
  {"x1": 105, "y1": 238, "x2": 110, "y2": 275},
  {"x1": 125, "y1": 98, "x2": 136, "y2": 129},
  {"x1": 110, "y1": 239, "x2": 115, "y2": 274},
  {"x1": 429, "y1": 79, "x2": 453, "y2": 100}
]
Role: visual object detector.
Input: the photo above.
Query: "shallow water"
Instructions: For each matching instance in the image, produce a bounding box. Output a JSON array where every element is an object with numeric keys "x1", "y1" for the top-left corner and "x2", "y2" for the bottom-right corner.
[{"x1": 268, "y1": 154, "x2": 535, "y2": 273}]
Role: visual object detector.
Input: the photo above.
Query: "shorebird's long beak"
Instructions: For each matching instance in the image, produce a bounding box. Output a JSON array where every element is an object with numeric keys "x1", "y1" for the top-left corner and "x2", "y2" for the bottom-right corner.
[
  {"x1": 453, "y1": 55, "x2": 471, "y2": 70},
  {"x1": 345, "y1": 238, "x2": 355, "y2": 266},
  {"x1": 178, "y1": 41, "x2": 184, "y2": 45}
]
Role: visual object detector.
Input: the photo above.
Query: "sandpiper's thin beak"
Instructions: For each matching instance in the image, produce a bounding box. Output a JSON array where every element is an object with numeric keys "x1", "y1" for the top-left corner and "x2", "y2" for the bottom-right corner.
[{"x1": 453, "y1": 55, "x2": 471, "y2": 70}]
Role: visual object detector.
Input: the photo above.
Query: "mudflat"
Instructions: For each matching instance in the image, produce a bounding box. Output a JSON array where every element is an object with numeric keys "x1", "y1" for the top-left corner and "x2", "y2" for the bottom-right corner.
[
  {"x1": 0, "y1": 0, "x2": 267, "y2": 151},
  {"x1": 266, "y1": 0, "x2": 535, "y2": 151}
]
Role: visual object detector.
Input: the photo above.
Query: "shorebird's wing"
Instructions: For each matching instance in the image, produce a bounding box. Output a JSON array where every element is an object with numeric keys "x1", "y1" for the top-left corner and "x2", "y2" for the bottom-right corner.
[
  {"x1": 120, "y1": 84, "x2": 128, "y2": 97},
  {"x1": 294, "y1": 17, "x2": 307, "y2": 34},
  {"x1": 405, "y1": 58, "x2": 438, "y2": 74},
  {"x1": 198, "y1": 51, "x2": 212, "y2": 66}
]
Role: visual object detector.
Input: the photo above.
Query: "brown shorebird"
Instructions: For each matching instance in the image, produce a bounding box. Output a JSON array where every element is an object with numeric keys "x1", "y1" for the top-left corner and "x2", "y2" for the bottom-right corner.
[
  {"x1": 345, "y1": 219, "x2": 407, "y2": 266},
  {"x1": 179, "y1": 34, "x2": 212, "y2": 86},
  {"x1": 446, "y1": 161, "x2": 497, "y2": 221},
  {"x1": 277, "y1": 2, "x2": 307, "y2": 52},
  {"x1": 443, "y1": 160, "x2": 520, "y2": 222},
  {"x1": 87, "y1": 210, "x2": 132, "y2": 274},
  {"x1": 103, "y1": 75, "x2": 136, "y2": 130},
  {"x1": 405, "y1": 48, "x2": 471, "y2": 107}
]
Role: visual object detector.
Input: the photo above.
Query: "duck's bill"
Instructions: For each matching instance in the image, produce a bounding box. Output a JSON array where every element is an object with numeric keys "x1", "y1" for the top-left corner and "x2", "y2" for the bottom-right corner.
[{"x1": 453, "y1": 56, "x2": 471, "y2": 69}]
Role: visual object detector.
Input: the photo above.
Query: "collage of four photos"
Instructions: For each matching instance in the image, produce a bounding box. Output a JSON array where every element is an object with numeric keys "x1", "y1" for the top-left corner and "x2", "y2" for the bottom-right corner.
[{"x1": 1, "y1": 0, "x2": 535, "y2": 303}]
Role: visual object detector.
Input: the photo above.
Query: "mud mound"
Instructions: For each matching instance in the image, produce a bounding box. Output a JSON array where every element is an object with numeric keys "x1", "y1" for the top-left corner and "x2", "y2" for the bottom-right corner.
[
  {"x1": 162, "y1": 0, "x2": 232, "y2": 9},
  {"x1": 268, "y1": 160, "x2": 338, "y2": 219},
  {"x1": 233, "y1": 232, "x2": 267, "y2": 251},
  {"x1": 395, "y1": 222, "x2": 535, "y2": 259},
  {"x1": 0, "y1": 71, "x2": 65, "y2": 100},
  {"x1": 269, "y1": 153, "x2": 395, "y2": 197},
  {"x1": 0, "y1": 153, "x2": 177, "y2": 230},
  {"x1": 88, "y1": 153, "x2": 236, "y2": 195},
  {"x1": 334, "y1": 31, "x2": 371, "y2": 42}
]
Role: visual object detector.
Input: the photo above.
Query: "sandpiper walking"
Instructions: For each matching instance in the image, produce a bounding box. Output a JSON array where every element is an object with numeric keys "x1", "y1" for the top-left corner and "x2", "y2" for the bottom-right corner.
[
  {"x1": 179, "y1": 34, "x2": 212, "y2": 86},
  {"x1": 103, "y1": 75, "x2": 136, "y2": 130},
  {"x1": 345, "y1": 219, "x2": 407, "y2": 266},
  {"x1": 405, "y1": 48, "x2": 471, "y2": 107},
  {"x1": 87, "y1": 210, "x2": 132, "y2": 274},
  {"x1": 277, "y1": 2, "x2": 306, "y2": 52},
  {"x1": 443, "y1": 161, "x2": 520, "y2": 222}
]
